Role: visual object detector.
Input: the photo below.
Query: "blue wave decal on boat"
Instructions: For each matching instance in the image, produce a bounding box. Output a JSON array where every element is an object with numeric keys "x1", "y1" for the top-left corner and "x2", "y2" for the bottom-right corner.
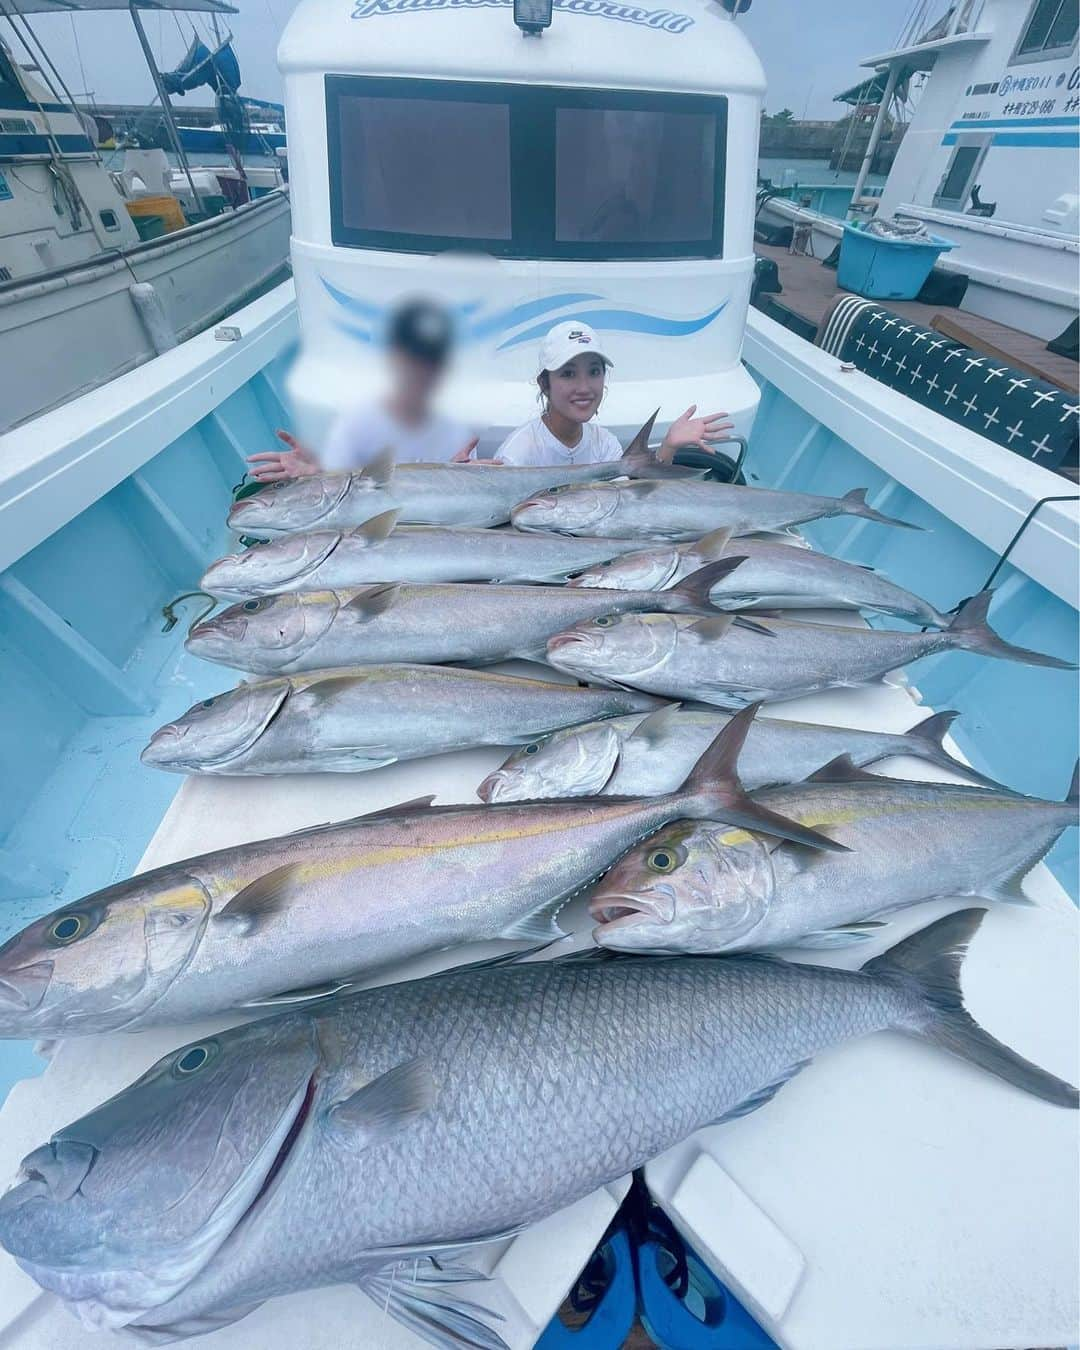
[
  {"x1": 497, "y1": 303, "x2": 728, "y2": 350},
  {"x1": 319, "y1": 279, "x2": 726, "y2": 350},
  {"x1": 465, "y1": 293, "x2": 602, "y2": 341},
  {"x1": 350, "y1": 0, "x2": 695, "y2": 36}
]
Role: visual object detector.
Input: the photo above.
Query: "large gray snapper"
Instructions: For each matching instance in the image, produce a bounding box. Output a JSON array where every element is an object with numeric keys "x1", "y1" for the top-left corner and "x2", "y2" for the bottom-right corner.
[
  {"x1": 141, "y1": 664, "x2": 662, "y2": 776},
  {"x1": 590, "y1": 759, "x2": 1080, "y2": 953},
  {"x1": 184, "y1": 563, "x2": 737, "y2": 675},
  {"x1": 201, "y1": 512, "x2": 656, "y2": 600},
  {"x1": 477, "y1": 704, "x2": 1001, "y2": 803},
  {"x1": 226, "y1": 415, "x2": 685, "y2": 537},
  {"x1": 546, "y1": 591, "x2": 1075, "y2": 707},
  {"x1": 566, "y1": 526, "x2": 951, "y2": 627},
  {"x1": 511, "y1": 478, "x2": 918, "y2": 540},
  {"x1": 0, "y1": 912, "x2": 1073, "y2": 1346},
  {"x1": 0, "y1": 708, "x2": 841, "y2": 1039}
]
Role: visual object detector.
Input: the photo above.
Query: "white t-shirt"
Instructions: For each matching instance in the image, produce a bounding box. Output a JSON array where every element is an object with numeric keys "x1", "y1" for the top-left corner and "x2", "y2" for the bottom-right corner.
[
  {"x1": 321, "y1": 403, "x2": 472, "y2": 470},
  {"x1": 494, "y1": 417, "x2": 623, "y2": 466}
]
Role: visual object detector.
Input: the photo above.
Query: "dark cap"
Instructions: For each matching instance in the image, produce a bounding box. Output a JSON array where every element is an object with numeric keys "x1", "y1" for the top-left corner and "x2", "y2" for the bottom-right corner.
[{"x1": 387, "y1": 299, "x2": 453, "y2": 365}]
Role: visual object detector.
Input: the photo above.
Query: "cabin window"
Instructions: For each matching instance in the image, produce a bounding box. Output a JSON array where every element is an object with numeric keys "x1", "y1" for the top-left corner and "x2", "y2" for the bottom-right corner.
[
  {"x1": 1011, "y1": 0, "x2": 1078, "y2": 62},
  {"x1": 555, "y1": 107, "x2": 716, "y2": 247},
  {"x1": 933, "y1": 135, "x2": 991, "y2": 210},
  {"x1": 326, "y1": 76, "x2": 726, "y2": 260}
]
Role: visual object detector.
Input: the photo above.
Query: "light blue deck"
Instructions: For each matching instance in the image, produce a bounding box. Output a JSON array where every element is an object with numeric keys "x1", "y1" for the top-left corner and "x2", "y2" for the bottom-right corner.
[{"x1": 0, "y1": 300, "x2": 1075, "y2": 1104}]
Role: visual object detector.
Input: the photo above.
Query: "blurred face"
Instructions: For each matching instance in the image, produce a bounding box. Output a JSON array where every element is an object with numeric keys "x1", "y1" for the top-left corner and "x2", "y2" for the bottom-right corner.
[
  {"x1": 389, "y1": 349, "x2": 444, "y2": 413},
  {"x1": 544, "y1": 354, "x2": 606, "y2": 424}
]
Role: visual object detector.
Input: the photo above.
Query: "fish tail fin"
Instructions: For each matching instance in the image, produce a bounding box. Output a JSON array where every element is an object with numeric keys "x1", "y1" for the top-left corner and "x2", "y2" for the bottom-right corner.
[
  {"x1": 902, "y1": 710, "x2": 1008, "y2": 790},
  {"x1": 839, "y1": 487, "x2": 922, "y2": 530},
  {"x1": 865, "y1": 909, "x2": 1078, "y2": 1108},
  {"x1": 678, "y1": 703, "x2": 849, "y2": 853},
  {"x1": 946, "y1": 591, "x2": 1078, "y2": 669},
  {"x1": 661, "y1": 558, "x2": 749, "y2": 614}
]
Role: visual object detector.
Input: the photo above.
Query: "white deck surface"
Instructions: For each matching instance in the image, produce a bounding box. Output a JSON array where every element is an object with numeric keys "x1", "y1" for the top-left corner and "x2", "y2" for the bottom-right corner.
[{"x1": 0, "y1": 644, "x2": 1076, "y2": 1349}]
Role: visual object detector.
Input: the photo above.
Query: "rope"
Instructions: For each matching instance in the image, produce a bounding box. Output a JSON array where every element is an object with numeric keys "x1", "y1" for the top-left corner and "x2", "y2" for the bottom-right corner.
[{"x1": 161, "y1": 592, "x2": 216, "y2": 634}]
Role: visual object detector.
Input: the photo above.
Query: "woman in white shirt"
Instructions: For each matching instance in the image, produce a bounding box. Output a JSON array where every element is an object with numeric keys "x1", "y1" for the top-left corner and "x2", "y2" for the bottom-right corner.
[{"x1": 493, "y1": 320, "x2": 733, "y2": 466}]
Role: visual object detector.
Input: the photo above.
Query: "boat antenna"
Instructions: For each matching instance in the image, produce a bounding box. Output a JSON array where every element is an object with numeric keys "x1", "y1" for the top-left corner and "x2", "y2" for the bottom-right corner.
[{"x1": 127, "y1": 0, "x2": 205, "y2": 218}]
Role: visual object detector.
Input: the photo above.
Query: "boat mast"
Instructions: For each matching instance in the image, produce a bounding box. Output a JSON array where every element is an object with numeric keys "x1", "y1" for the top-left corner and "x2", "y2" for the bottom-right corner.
[{"x1": 127, "y1": 0, "x2": 205, "y2": 217}]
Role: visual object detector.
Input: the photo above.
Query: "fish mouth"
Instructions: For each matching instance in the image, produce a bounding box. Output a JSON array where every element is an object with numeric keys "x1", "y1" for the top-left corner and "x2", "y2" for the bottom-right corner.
[
  {"x1": 0, "y1": 964, "x2": 54, "y2": 1014},
  {"x1": 589, "y1": 890, "x2": 675, "y2": 926},
  {"x1": 547, "y1": 631, "x2": 594, "y2": 655},
  {"x1": 475, "y1": 771, "x2": 507, "y2": 803},
  {"x1": 188, "y1": 618, "x2": 245, "y2": 645}
]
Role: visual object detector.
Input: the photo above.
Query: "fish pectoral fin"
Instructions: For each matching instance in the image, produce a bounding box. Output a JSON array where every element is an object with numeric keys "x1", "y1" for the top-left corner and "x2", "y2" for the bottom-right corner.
[
  {"x1": 342, "y1": 582, "x2": 402, "y2": 620},
  {"x1": 499, "y1": 894, "x2": 569, "y2": 943},
  {"x1": 239, "y1": 980, "x2": 351, "y2": 1007},
  {"x1": 731, "y1": 615, "x2": 779, "y2": 637},
  {"x1": 365, "y1": 1224, "x2": 527, "y2": 1263},
  {"x1": 214, "y1": 862, "x2": 305, "y2": 929},
  {"x1": 795, "y1": 922, "x2": 888, "y2": 950},
  {"x1": 326, "y1": 1056, "x2": 437, "y2": 1150},
  {"x1": 358, "y1": 1262, "x2": 509, "y2": 1350},
  {"x1": 713, "y1": 1058, "x2": 813, "y2": 1124}
]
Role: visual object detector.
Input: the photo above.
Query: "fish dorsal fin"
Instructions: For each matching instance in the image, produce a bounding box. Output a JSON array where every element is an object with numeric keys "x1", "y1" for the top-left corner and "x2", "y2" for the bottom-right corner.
[
  {"x1": 342, "y1": 582, "x2": 401, "y2": 620},
  {"x1": 326, "y1": 1057, "x2": 436, "y2": 1149},
  {"x1": 806, "y1": 754, "x2": 883, "y2": 784},
  {"x1": 714, "y1": 1058, "x2": 812, "y2": 1124},
  {"x1": 214, "y1": 862, "x2": 305, "y2": 930},
  {"x1": 350, "y1": 508, "x2": 401, "y2": 544},
  {"x1": 692, "y1": 527, "x2": 735, "y2": 560},
  {"x1": 363, "y1": 794, "x2": 437, "y2": 818},
  {"x1": 630, "y1": 701, "x2": 686, "y2": 748},
  {"x1": 665, "y1": 558, "x2": 748, "y2": 614},
  {"x1": 688, "y1": 615, "x2": 736, "y2": 640},
  {"x1": 357, "y1": 446, "x2": 395, "y2": 485},
  {"x1": 620, "y1": 409, "x2": 659, "y2": 460}
]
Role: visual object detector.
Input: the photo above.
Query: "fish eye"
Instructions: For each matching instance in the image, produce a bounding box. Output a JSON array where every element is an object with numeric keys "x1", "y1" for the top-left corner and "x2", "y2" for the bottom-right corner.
[
  {"x1": 48, "y1": 914, "x2": 85, "y2": 945},
  {"x1": 243, "y1": 599, "x2": 261, "y2": 612},
  {"x1": 646, "y1": 849, "x2": 679, "y2": 874},
  {"x1": 200, "y1": 698, "x2": 215, "y2": 709},
  {"x1": 524, "y1": 744, "x2": 540, "y2": 755},
  {"x1": 174, "y1": 1043, "x2": 216, "y2": 1076},
  {"x1": 594, "y1": 616, "x2": 615, "y2": 628}
]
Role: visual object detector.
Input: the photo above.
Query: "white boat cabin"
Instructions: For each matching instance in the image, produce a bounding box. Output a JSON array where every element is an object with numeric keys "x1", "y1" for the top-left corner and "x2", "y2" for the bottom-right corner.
[{"x1": 279, "y1": 0, "x2": 765, "y2": 451}]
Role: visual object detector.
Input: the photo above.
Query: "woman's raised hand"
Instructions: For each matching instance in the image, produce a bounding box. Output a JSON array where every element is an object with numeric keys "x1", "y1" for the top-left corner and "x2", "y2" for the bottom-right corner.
[
  {"x1": 659, "y1": 405, "x2": 735, "y2": 460},
  {"x1": 246, "y1": 430, "x2": 321, "y2": 482}
]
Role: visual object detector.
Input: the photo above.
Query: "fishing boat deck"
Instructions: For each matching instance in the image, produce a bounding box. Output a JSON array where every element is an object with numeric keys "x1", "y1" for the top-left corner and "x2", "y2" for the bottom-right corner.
[
  {"x1": 1, "y1": 640, "x2": 1076, "y2": 1350},
  {"x1": 754, "y1": 242, "x2": 1080, "y2": 395}
]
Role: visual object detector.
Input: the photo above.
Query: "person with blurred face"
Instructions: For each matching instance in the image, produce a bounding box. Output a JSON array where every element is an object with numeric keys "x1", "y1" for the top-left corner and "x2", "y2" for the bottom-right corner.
[
  {"x1": 492, "y1": 321, "x2": 733, "y2": 466},
  {"x1": 246, "y1": 299, "x2": 477, "y2": 482}
]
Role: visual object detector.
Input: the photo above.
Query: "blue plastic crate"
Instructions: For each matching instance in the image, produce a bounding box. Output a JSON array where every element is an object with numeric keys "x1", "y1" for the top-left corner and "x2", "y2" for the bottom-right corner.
[{"x1": 837, "y1": 221, "x2": 955, "y2": 301}]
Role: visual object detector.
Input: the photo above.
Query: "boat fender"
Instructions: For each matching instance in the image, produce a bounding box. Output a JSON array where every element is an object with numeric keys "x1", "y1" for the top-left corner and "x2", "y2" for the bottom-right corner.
[{"x1": 129, "y1": 281, "x2": 177, "y2": 354}]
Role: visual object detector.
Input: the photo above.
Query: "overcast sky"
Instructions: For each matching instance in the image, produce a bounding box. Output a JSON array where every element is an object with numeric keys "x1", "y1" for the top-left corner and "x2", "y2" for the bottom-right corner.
[{"x1": 13, "y1": 0, "x2": 905, "y2": 120}]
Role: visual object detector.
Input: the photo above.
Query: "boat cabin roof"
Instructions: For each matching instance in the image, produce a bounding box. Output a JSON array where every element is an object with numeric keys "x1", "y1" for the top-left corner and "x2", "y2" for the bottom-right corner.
[{"x1": 279, "y1": 0, "x2": 764, "y2": 97}]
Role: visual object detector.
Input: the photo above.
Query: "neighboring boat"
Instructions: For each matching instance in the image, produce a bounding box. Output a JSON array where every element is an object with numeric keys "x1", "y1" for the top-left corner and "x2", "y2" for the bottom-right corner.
[
  {"x1": 177, "y1": 117, "x2": 287, "y2": 154},
  {"x1": 0, "y1": 0, "x2": 1075, "y2": 1345},
  {"x1": 0, "y1": 0, "x2": 290, "y2": 433},
  {"x1": 756, "y1": 0, "x2": 1080, "y2": 342}
]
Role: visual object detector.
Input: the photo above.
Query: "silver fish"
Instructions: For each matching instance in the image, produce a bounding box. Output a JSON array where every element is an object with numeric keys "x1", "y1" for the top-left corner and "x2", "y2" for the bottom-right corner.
[
  {"x1": 201, "y1": 511, "x2": 656, "y2": 600},
  {"x1": 0, "y1": 911, "x2": 1073, "y2": 1346},
  {"x1": 511, "y1": 478, "x2": 918, "y2": 540},
  {"x1": 226, "y1": 415, "x2": 689, "y2": 538},
  {"x1": 0, "y1": 709, "x2": 841, "y2": 1039},
  {"x1": 141, "y1": 664, "x2": 662, "y2": 775},
  {"x1": 477, "y1": 704, "x2": 1001, "y2": 803},
  {"x1": 184, "y1": 562, "x2": 738, "y2": 675},
  {"x1": 567, "y1": 525, "x2": 951, "y2": 627},
  {"x1": 546, "y1": 591, "x2": 1076, "y2": 707},
  {"x1": 589, "y1": 758, "x2": 1080, "y2": 953}
]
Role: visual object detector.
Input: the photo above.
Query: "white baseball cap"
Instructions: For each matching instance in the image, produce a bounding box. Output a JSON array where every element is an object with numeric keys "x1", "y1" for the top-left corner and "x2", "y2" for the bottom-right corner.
[{"x1": 537, "y1": 321, "x2": 613, "y2": 375}]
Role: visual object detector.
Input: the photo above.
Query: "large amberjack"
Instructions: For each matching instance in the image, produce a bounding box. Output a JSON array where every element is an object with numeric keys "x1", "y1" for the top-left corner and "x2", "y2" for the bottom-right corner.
[
  {"x1": 141, "y1": 664, "x2": 662, "y2": 776},
  {"x1": 0, "y1": 912, "x2": 1073, "y2": 1345},
  {"x1": 589, "y1": 759, "x2": 1080, "y2": 953},
  {"x1": 184, "y1": 562, "x2": 739, "y2": 675},
  {"x1": 0, "y1": 708, "x2": 841, "y2": 1038},
  {"x1": 546, "y1": 591, "x2": 1076, "y2": 707}
]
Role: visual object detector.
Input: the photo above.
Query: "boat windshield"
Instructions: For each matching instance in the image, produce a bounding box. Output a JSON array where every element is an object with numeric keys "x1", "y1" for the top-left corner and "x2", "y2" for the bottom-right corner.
[{"x1": 326, "y1": 75, "x2": 727, "y2": 260}]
